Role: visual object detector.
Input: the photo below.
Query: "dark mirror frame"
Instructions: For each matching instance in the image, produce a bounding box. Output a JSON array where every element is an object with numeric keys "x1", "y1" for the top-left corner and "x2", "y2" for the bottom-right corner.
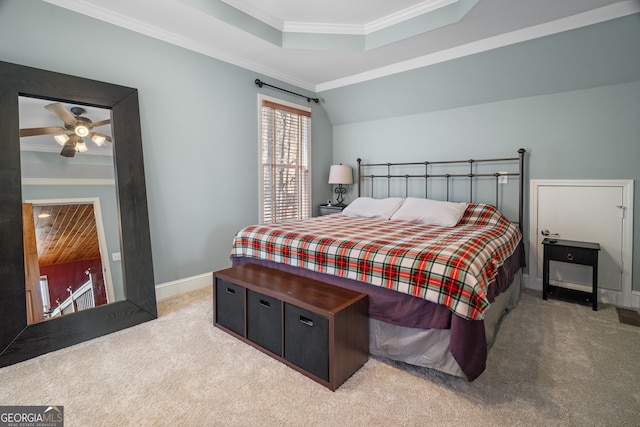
[{"x1": 0, "y1": 61, "x2": 157, "y2": 367}]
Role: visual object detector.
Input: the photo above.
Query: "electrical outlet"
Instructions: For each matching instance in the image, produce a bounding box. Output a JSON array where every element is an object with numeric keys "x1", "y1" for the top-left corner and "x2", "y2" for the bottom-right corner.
[
  {"x1": 498, "y1": 172, "x2": 508, "y2": 184},
  {"x1": 112, "y1": 252, "x2": 121, "y2": 261}
]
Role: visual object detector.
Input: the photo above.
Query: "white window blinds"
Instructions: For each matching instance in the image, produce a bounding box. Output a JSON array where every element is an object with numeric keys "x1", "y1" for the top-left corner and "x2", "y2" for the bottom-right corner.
[{"x1": 260, "y1": 99, "x2": 311, "y2": 223}]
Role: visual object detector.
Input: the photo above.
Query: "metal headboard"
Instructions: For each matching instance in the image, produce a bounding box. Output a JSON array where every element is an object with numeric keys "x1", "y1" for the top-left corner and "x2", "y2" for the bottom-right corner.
[{"x1": 357, "y1": 148, "x2": 526, "y2": 231}]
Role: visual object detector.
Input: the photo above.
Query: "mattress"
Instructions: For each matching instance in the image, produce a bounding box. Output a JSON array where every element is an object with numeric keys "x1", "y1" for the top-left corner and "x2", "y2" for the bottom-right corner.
[{"x1": 231, "y1": 203, "x2": 522, "y2": 321}]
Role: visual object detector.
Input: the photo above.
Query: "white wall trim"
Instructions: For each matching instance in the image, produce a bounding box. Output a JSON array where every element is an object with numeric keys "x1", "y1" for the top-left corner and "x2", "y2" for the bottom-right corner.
[
  {"x1": 283, "y1": 0, "x2": 458, "y2": 35},
  {"x1": 155, "y1": 272, "x2": 212, "y2": 301},
  {"x1": 528, "y1": 179, "x2": 636, "y2": 309},
  {"x1": 257, "y1": 94, "x2": 311, "y2": 113}
]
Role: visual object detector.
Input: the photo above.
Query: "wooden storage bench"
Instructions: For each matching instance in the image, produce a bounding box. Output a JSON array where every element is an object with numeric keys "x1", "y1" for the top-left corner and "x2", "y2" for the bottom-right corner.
[{"x1": 213, "y1": 263, "x2": 369, "y2": 391}]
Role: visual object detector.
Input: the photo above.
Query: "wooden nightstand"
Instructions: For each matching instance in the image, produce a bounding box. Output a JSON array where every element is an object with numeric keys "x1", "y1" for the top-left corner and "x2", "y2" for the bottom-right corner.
[
  {"x1": 318, "y1": 204, "x2": 346, "y2": 216},
  {"x1": 542, "y1": 238, "x2": 600, "y2": 310}
]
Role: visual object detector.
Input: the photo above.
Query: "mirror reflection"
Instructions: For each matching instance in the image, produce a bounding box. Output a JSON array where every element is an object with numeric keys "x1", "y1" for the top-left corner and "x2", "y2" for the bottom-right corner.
[{"x1": 18, "y1": 96, "x2": 124, "y2": 324}]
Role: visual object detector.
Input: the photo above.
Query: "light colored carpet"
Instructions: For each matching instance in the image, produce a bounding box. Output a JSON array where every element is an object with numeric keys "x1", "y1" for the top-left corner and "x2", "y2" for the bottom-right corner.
[{"x1": 1, "y1": 286, "x2": 639, "y2": 427}]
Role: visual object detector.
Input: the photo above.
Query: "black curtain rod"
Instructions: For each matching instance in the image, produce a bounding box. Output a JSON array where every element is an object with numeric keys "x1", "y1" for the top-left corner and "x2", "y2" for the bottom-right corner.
[{"x1": 255, "y1": 79, "x2": 319, "y2": 103}]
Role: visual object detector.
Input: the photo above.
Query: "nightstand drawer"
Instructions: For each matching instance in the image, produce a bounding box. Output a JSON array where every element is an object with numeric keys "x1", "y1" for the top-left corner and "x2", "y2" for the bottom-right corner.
[
  {"x1": 545, "y1": 245, "x2": 596, "y2": 265},
  {"x1": 318, "y1": 204, "x2": 345, "y2": 216}
]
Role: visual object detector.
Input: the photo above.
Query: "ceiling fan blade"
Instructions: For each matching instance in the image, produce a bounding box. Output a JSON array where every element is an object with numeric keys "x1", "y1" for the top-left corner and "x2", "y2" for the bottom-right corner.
[
  {"x1": 45, "y1": 103, "x2": 76, "y2": 126},
  {"x1": 20, "y1": 126, "x2": 66, "y2": 137},
  {"x1": 92, "y1": 119, "x2": 111, "y2": 127}
]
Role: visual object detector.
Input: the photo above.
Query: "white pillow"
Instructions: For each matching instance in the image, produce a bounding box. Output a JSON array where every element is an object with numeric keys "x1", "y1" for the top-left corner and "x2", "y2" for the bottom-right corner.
[
  {"x1": 342, "y1": 197, "x2": 404, "y2": 220},
  {"x1": 390, "y1": 197, "x2": 468, "y2": 226}
]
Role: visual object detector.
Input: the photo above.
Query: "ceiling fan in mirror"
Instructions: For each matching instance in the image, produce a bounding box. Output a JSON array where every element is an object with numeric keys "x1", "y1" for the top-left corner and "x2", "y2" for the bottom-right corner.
[{"x1": 19, "y1": 102, "x2": 111, "y2": 157}]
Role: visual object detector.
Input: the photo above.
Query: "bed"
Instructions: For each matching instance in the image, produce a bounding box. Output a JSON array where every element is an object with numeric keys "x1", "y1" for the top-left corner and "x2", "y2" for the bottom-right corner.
[{"x1": 231, "y1": 149, "x2": 526, "y2": 381}]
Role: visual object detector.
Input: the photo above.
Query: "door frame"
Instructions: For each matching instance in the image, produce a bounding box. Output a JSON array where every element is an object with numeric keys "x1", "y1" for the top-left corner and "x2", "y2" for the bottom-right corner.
[
  {"x1": 528, "y1": 179, "x2": 636, "y2": 308},
  {"x1": 24, "y1": 196, "x2": 116, "y2": 305}
]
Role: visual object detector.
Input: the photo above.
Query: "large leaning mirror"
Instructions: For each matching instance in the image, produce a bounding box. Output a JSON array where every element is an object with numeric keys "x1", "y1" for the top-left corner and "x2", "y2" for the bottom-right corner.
[{"x1": 0, "y1": 61, "x2": 156, "y2": 367}]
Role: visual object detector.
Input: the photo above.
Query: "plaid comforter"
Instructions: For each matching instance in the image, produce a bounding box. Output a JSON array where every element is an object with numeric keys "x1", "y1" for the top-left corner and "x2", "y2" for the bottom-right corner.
[{"x1": 231, "y1": 203, "x2": 522, "y2": 321}]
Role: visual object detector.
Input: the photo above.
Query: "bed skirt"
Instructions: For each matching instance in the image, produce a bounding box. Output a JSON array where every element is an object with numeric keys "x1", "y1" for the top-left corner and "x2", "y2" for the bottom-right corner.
[{"x1": 369, "y1": 270, "x2": 522, "y2": 378}]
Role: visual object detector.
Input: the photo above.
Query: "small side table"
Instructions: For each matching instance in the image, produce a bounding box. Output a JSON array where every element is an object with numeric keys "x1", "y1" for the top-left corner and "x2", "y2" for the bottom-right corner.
[
  {"x1": 318, "y1": 204, "x2": 346, "y2": 216},
  {"x1": 542, "y1": 238, "x2": 600, "y2": 311}
]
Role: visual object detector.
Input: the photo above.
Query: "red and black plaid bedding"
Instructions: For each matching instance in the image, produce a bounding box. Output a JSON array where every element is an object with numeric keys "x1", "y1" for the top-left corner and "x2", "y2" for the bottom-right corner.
[{"x1": 231, "y1": 203, "x2": 522, "y2": 321}]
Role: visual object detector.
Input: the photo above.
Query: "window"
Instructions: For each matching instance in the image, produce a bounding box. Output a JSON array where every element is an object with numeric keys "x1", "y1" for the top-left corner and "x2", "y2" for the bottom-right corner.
[
  {"x1": 259, "y1": 97, "x2": 311, "y2": 223},
  {"x1": 39, "y1": 275, "x2": 50, "y2": 313}
]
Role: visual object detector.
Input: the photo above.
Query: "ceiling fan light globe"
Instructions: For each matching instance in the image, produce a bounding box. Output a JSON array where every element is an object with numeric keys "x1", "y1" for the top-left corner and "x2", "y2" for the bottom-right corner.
[
  {"x1": 76, "y1": 140, "x2": 88, "y2": 152},
  {"x1": 91, "y1": 134, "x2": 106, "y2": 146},
  {"x1": 74, "y1": 125, "x2": 90, "y2": 137},
  {"x1": 54, "y1": 133, "x2": 70, "y2": 145}
]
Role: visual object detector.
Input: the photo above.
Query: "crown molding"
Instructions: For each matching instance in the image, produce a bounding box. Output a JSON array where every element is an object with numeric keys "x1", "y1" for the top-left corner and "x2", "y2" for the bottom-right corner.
[
  {"x1": 282, "y1": 0, "x2": 461, "y2": 36},
  {"x1": 41, "y1": 0, "x2": 315, "y2": 91},
  {"x1": 231, "y1": 0, "x2": 457, "y2": 35},
  {"x1": 217, "y1": 0, "x2": 283, "y2": 30},
  {"x1": 316, "y1": 1, "x2": 640, "y2": 92},
  {"x1": 366, "y1": 0, "x2": 458, "y2": 33},
  {"x1": 283, "y1": 22, "x2": 364, "y2": 35}
]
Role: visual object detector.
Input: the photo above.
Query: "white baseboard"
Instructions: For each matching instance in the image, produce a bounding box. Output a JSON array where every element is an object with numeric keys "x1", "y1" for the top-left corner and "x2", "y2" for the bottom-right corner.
[
  {"x1": 153, "y1": 271, "x2": 640, "y2": 309},
  {"x1": 155, "y1": 272, "x2": 212, "y2": 301},
  {"x1": 524, "y1": 272, "x2": 640, "y2": 309},
  {"x1": 522, "y1": 272, "x2": 538, "y2": 290}
]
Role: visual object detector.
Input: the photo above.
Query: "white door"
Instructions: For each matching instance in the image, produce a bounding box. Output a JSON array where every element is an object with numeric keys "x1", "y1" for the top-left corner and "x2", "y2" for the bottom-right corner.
[{"x1": 529, "y1": 180, "x2": 635, "y2": 308}]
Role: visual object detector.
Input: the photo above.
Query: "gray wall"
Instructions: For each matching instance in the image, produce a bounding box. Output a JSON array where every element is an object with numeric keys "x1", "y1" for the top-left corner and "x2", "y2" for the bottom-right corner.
[
  {"x1": 0, "y1": 0, "x2": 334, "y2": 284},
  {"x1": 325, "y1": 12, "x2": 640, "y2": 291},
  {"x1": 332, "y1": 81, "x2": 640, "y2": 292}
]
